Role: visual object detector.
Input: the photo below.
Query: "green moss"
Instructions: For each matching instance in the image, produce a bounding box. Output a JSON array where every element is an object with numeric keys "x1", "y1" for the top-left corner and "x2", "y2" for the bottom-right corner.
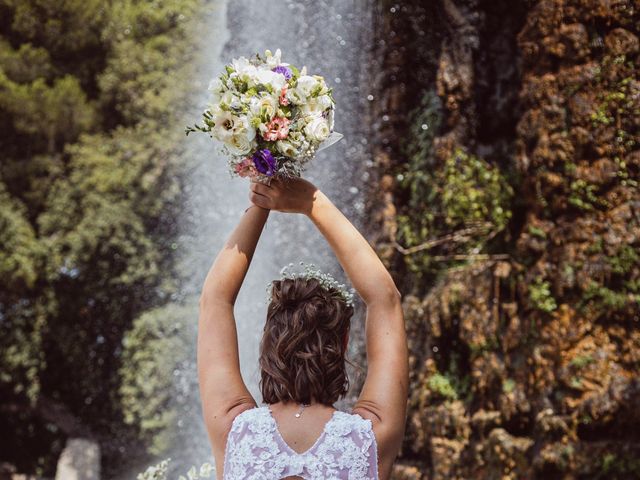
[
  {"x1": 583, "y1": 280, "x2": 640, "y2": 311},
  {"x1": 586, "y1": 237, "x2": 603, "y2": 254},
  {"x1": 570, "y1": 354, "x2": 594, "y2": 369},
  {"x1": 396, "y1": 144, "x2": 513, "y2": 278},
  {"x1": 395, "y1": 88, "x2": 514, "y2": 280},
  {"x1": 590, "y1": 55, "x2": 639, "y2": 163},
  {"x1": 590, "y1": 104, "x2": 614, "y2": 125},
  {"x1": 502, "y1": 378, "x2": 516, "y2": 394},
  {"x1": 600, "y1": 452, "x2": 640, "y2": 476},
  {"x1": 568, "y1": 179, "x2": 608, "y2": 211},
  {"x1": 607, "y1": 245, "x2": 639, "y2": 275},
  {"x1": 579, "y1": 413, "x2": 593, "y2": 425},
  {"x1": 562, "y1": 263, "x2": 575, "y2": 285},
  {"x1": 529, "y1": 278, "x2": 558, "y2": 313},
  {"x1": 615, "y1": 156, "x2": 639, "y2": 187},
  {"x1": 625, "y1": 279, "x2": 640, "y2": 293},
  {"x1": 569, "y1": 376, "x2": 582, "y2": 389},
  {"x1": 469, "y1": 336, "x2": 500, "y2": 357},
  {"x1": 528, "y1": 225, "x2": 547, "y2": 239},
  {"x1": 427, "y1": 373, "x2": 458, "y2": 401},
  {"x1": 440, "y1": 148, "x2": 513, "y2": 229}
]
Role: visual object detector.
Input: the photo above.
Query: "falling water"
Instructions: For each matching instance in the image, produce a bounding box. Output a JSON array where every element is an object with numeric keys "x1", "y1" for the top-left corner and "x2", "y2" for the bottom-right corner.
[{"x1": 171, "y1": 0, "x2": 376, "y2": 471}]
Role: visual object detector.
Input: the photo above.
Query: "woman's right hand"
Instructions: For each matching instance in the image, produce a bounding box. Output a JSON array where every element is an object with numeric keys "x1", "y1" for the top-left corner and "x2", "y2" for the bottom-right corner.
[{"x1": 249, "y1": 176, "x2": 320, "y2": 215}]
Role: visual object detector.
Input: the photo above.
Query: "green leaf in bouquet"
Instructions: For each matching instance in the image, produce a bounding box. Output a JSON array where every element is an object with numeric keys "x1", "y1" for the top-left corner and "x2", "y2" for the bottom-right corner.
[
  {"x1": 289, "y1": 64, "x2": 300, "y2": 79},
  {"x1": 225, "y1": 65, "x2": 234, "y2": 75},
  {"x1": 327, "y1": 88, "x2": 335, "y2": 102},
  {"x1": 185, "y1": 124, "x2": 209, "y2": 136},
  {"x1": 254, "y1": 82, "x2": 274, "y2": 94}
]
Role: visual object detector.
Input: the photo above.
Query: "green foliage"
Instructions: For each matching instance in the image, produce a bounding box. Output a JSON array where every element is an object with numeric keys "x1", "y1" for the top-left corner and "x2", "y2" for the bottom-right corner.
[
  {"x1": 0, "y1": 183, "x2": 45, "y2": 290},
  {"x1": 5, "y1": 0, "x2": 106, "y2": 56},
  {"x1": 120, "y1": 302, "x2": 196, "y2": 455},
  {"x1": 0, "y1": 0, "x2": 202, "y2": 474},
  {"x1": 138, "y1": 458, "x2": 172, "y2": 480},
  {"x1": 0, "y1": 70, "x2": 96, "y2": 151},
  {"x1": 0, "y1": 39, "x2": 53, "y2": 82},
  {"x1": 529, "y1": 277, "x2": 558, "y2": 313},
  {"x1": 137, "y1": 458, "x2": 214, "y2": 480},
  {"x1": 98, "y1": 0, "x2": 197, "y2": 125}
]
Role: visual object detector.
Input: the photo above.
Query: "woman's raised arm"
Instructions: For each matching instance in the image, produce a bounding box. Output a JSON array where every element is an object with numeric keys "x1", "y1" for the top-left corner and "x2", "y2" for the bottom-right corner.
[
  {"x1": 197, "y1": 204, "x2": 268, "y2": 460},
  {"x1": 250, "y1": 177, "x2": 409, "y2": 474}
]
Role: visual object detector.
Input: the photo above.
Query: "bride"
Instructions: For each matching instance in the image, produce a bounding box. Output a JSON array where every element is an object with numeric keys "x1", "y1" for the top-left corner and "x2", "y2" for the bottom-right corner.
[{"x1": 197, "y1": 176, "x2": 408, "y2": 480}]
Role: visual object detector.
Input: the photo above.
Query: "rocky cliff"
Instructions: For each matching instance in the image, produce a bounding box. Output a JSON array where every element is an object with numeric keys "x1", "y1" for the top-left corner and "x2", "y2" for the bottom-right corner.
[{"x1": 368, "y1": 1, "x2": 640, "y2": 478}]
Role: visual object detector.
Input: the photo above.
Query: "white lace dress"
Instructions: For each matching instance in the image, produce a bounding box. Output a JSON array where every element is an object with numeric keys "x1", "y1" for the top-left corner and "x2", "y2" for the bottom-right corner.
[{"x1": 222, "y1": 406, "x2": 379, "y2": 480}]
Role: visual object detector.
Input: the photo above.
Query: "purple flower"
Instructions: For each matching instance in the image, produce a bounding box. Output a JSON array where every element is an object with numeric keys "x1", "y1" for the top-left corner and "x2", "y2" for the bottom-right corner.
[
  {"x1": 252, "y1": 149, "x2": 277, "y2": 176},
  {"x1": 272, "y1": 65, "x2": 293, "y2": 80}
]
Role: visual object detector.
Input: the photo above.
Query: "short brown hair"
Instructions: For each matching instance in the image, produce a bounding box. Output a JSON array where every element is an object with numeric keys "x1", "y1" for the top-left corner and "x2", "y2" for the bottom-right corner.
[{"x1": 259, "y1": 276, "x2": 354, "y2": 405}]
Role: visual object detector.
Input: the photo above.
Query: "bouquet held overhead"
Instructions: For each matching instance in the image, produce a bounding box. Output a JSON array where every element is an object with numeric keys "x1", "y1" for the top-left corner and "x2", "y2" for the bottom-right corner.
[{"x1": 186, "y1": 49, "x2": 343, "y2": 180}]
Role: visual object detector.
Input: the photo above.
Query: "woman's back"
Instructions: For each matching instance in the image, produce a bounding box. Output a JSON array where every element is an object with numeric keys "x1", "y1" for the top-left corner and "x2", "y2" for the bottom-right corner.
[
  {"x1": 198, "y1": 179, "x2": 407, "y2": 480},
  {"x1": 222, "y1": 403, "x2": 379, "y2": 480}
]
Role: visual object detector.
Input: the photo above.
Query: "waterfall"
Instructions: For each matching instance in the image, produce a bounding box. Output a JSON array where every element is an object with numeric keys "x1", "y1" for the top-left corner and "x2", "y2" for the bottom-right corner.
[{"x1": 173, "y1": 0, "x2": 375, "y2": 471}]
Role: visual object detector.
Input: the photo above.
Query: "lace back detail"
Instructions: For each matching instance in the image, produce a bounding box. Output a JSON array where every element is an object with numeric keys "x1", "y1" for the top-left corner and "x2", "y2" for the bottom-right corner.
[{"x1": 222, "y1": 406, "x2": 379, "y2": 479}]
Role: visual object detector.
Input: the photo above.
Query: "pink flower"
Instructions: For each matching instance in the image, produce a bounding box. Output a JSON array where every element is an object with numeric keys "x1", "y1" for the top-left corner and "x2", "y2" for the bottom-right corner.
[
  {"x1": 279, "y1": 85, "x2": 289, "y2": 106},
  {"x1": 262, "y1": 116, "x2": 291, "y2": 141},
  {"x1": 234, "y1": 157, "x2": 258, "y2": 178}
]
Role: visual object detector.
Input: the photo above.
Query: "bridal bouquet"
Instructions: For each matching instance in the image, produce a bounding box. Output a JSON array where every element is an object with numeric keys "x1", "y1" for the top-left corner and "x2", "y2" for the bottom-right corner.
[{"x1": 186, "y1": 49, "x2": 342, "y2": 180}]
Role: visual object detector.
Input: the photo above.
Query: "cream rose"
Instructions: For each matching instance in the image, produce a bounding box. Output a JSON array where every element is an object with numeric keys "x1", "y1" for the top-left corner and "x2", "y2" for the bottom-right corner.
[
  {"x1": 276, "y1": 139, "x2": 299, "y2": 158},
  {"x1": 249, "y1": 94, "x2": 278, "y2": 120},
  {"x1": 304, "y1": 115, "x2": 330, "y2": 142},
  {"x1": 226, "y1": 132, "x2": 255, "y2": 155}
]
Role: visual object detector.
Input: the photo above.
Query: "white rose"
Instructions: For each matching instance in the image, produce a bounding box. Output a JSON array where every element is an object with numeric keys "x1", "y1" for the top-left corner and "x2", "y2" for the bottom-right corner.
[
  {"x1": 304, "y1": 115, "x2": 330, "y2": 142},
  {"x1": 296, "y1": 75, "x2": 319, "y2": 98},
  {"x1": 249, "y1": 94, "x2": 278, "y2": 120},
  {"x1": 299, "y1": 94, "x2": 333, "y2": 116},
  {"x1": 285, "y1": 86, "x2": 306, "y2": 105}
]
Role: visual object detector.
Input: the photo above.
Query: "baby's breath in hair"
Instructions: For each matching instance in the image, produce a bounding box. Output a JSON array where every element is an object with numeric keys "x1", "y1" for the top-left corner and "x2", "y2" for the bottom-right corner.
[{"x1": 266, "y1": 262, "x2": 355, "y2": 307}]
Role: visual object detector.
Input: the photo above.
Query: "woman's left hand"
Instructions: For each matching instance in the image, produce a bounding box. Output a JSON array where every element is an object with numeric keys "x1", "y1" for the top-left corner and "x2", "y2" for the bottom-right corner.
[{"x1": 249, "y1": 176, "x2": 318, "y2": 215}]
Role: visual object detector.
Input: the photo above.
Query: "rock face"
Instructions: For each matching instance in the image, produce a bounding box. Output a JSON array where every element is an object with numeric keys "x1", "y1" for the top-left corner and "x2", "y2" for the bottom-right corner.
[
  {"x1": 368, "y1": 0, "x2": 640, "y2": 478},
  {"x1": 54, "y1": 439, "x2": 100, "y2": 480}
]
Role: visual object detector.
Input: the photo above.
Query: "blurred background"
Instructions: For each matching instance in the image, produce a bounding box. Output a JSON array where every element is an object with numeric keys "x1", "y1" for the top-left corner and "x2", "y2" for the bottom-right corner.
[{"x1": 0, "y1": 0, "x2": 638, "y2": 479}]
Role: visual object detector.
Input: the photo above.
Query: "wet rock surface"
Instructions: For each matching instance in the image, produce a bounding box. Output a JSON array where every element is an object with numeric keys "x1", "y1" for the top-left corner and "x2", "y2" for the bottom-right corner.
[{"x1": 368, "y1": 0, "x2": 640, "y2": 478}]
